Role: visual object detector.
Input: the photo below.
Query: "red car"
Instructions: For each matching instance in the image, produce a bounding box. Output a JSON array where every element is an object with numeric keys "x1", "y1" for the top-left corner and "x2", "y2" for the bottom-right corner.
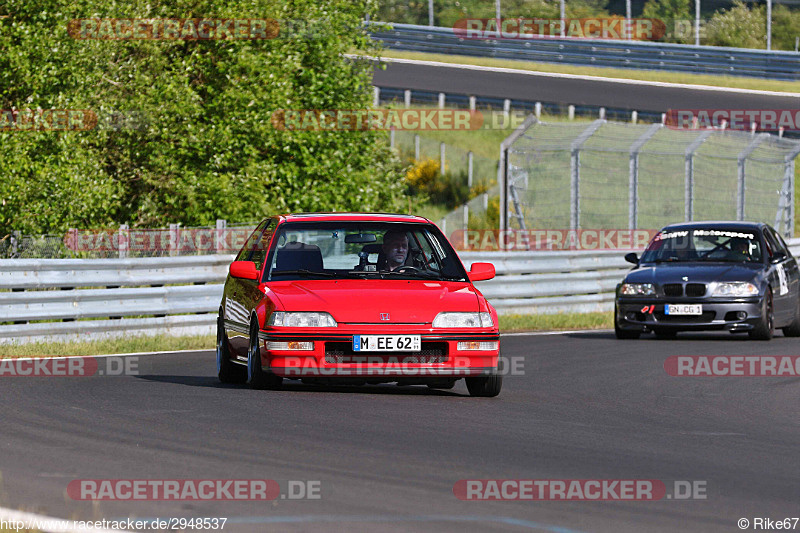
[{"x1": 216, "y1": 213, "x2": 501, "y2": 397}]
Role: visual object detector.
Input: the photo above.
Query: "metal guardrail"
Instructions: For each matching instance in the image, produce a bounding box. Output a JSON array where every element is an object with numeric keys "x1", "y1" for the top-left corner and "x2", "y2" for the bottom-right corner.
[
  {"x1": 3, "y1": 241, "x2": 799, "y2": 342},
  {"x1": 370, "y1": 23, "x2": 800, "y2": 81}
]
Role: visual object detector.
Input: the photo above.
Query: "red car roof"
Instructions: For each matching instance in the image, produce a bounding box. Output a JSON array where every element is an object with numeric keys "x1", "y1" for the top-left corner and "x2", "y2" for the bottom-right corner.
[{"x1": 278, "y1": 213, "x2": 432, "y2": 224}]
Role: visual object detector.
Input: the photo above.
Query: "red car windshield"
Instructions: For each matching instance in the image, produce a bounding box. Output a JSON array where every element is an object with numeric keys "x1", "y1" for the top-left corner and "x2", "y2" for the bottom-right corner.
[{"x1": 264, "y1": 222, "x2": 469, "y2": 282}]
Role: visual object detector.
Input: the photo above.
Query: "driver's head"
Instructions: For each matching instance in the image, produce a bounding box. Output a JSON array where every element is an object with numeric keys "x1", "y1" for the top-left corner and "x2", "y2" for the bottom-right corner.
[
  {"x1": 382, "y1": 230, "x2": 409, "y2": 270},
  {"x1": 732, "y1": 238, "x2": 749, "y2": 254}
]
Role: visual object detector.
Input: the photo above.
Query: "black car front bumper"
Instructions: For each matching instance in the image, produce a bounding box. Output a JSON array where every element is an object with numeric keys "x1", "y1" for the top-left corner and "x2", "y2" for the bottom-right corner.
[{"x1": 616, "y1": 297, "x2": 763, "y2": 332}]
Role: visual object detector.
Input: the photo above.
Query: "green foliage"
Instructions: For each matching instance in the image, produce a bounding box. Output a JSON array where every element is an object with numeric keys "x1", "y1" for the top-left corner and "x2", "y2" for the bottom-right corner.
[
  {"x1": 642, "y1": 0, "x2": 692, "y2": 43},
  {"x1": 772, "y1": 5, "x2": 800, "y2": 52},
  {"x1": 0, "y1": 0, "x2": 405, "y2": 236},
  {"x1": 705, "y1": 1, "x2": 766, "y2": 49}
]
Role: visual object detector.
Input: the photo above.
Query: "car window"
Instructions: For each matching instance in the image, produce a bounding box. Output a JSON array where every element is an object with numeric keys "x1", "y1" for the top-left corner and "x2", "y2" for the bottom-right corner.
[
  {"x1": 641, "y1": 228, "x2": 762, "y2": 263},
  {"x1": 249, "y1": 219, "x2": 276, "y2": 271},
  {"x1": 766, "y1": 227, "x2": 789, "y2": 258},
  {"x1": 264, "y1": 222, "x2": 468, "y2": 281},
  {"x1": 234, "y1": 218, "x2": 269, "y2": 262}
]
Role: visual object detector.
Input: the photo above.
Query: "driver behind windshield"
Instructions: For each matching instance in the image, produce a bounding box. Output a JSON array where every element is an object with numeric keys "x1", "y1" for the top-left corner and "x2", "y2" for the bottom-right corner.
[{"x1": 380, "y1": 230, "x2": 409, "y2": 271}]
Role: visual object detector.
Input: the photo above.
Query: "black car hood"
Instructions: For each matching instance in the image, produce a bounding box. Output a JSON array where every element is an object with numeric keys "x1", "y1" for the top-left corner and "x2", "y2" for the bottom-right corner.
[{"x1": 625, "y1": 262, "x2": 763, "y2": 284}]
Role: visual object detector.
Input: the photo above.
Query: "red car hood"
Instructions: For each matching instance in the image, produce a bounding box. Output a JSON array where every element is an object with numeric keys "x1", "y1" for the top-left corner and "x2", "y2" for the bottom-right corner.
[{"x1": 267, "y1": 279, "x2": 482, "y2": 323}]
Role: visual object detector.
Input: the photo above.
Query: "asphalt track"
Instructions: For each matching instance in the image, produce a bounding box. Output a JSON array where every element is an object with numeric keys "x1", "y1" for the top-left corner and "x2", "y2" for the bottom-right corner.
[
  {"x1": 371, "y1": 60, "x2": 800, "y2": 113},
  {"x1": 1, "y1": 331, "x2": 798, "y2": 532}
]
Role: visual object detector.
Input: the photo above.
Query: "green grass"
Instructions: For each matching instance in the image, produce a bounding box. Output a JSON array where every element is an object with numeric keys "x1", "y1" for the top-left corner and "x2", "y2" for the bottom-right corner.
[
  {"x1": 0, "y1": 334, "x2": 215, "y2": 358},
  {"x1": 379, "y1": 50, "x2": 800, "y2": 94},
  {"x1": 0, "y1": 316, "x2": 613, "y2": 357},
  {"x1": 499, "y1": 312, "x2": 613, "y2": 332}
]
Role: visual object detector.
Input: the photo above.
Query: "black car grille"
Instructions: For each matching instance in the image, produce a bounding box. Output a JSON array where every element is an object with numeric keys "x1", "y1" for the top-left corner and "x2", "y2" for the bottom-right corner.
[
  {"x1": 663, "y1": 284, "x2": 683, "y2": 297},
  {"x1": 685, "y1": 283, "x2": 707, "y2": 297},
  {"x1": 324, "y1": 342, "x2": 448, "y2": 364}
]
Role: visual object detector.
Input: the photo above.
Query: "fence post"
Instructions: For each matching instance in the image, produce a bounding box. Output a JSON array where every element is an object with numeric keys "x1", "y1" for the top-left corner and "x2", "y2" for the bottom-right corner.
[
  {"x1": 570, "y1": 120, "x2": 605, "y2": 231},
  {"x1": 169, "y1": 223, "x2": 180, "y2": 256},
  {"x1": 215, "y1": 219, "x2": 227, "y2": 254},
  {"x1": 629, "y1": 124, "x2": 661, "y2": 230},
  {"x1": 781, "y1": 146, "x2": 800, "y2": 237},
  {"x1": 373, "y1": 87, "x2": 380, "y2": 108},
  {"x1": 463, "y1": 204, "x2": 469, "y2": 249},
  {"x1": 737, "y1": 134, "x2": 767, "y2": 220},
  {"x1": 118, "y1": 224, "x2": 129, "y2": 259},
  {"x1": 440, "y1": 142, "x2": 446, "y2": 175},
  {"x1": 404, "y1": 89, "x2": 411, "y2": 108},
  {"x1": 11, "y1": 230, "x2": 19, "y2": 257},
  {"x1": 414, "y1": 134, "x2": 420, "y2": 160},
  {"x1": 468, "y1": 151, "x2": 474, "y2": 188},
  {"x1": 684, "y1": 131, "x2": 712, "y2": 222}
]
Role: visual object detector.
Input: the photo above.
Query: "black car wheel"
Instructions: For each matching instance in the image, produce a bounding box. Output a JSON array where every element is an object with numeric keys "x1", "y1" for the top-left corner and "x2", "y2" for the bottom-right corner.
[
  {"x1": 750, "y1": 289, "x2": 774, "y2": 340},
  {"x1": 217, "y1": 315, "x2": 246, "y2": 384},
  {"x1": 465, "y1": 373, "x2": 502, "y2": 397},
  {"x1": 781, "y1": 295, "x2": 800, "y2": 337},
  {"x1": 614, "y1": 306, "x2": 640, "y2": 339},
  {"x1": 247, "y1": 318, "x2": 282, "y2": 390}
]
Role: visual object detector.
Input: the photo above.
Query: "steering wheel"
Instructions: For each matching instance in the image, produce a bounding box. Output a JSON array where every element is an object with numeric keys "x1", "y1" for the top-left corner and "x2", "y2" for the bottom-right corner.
[{"x1": 393, "y1": 265, "x2": 422, "y2": 274}]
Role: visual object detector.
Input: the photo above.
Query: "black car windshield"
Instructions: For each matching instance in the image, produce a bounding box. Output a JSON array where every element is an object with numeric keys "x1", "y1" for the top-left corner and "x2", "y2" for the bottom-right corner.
[
  {"x1": 265, "y1": 222, "x2": 468, "y2": 282},
  {"x1": 640, "y1": 228, "x2": 763, "y2": 263}
]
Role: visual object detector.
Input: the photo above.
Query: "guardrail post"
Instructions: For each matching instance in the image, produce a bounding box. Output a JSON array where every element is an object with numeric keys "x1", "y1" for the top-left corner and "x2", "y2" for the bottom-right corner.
[
  {"x1": 503, "y1": 99, "x2": 510, "y2": 122},
  {"x1": 404, "y1": 89, "x2": 411, "y2": 108},
  {"x1": 599, "y1": 107, "x2": 606, "y2": 120},
  {"x1": 118, "y1": 224, "x2": 129, "y2": 259},
  {"x1": 631, "y1": 111, "x2": 638, "y2": 124},
  {"x1": 438, "y1": 92, "x2": 445, "y2": 109},
  {"x1": 684, "y1": 130, "x2": 712, "y2": 222},
  {"x1": 737, "y1": 134, "x2": 768, "y2": 220},
  {"x1": 440, "y1": 142, "x2": 446, "y2": 175},
  {"x1": 469, "y1": 96, "x2": 476, "y2": 111},
  {"x1": 535, "y1": 102, "x2": 541, "y2": 119},
  {"x1": 568, "y1": 105, "x2": 575, "y2": 120}
]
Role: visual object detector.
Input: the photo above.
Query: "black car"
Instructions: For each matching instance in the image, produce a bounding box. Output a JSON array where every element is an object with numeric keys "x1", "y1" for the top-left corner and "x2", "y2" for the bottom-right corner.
[{"x1": 615, "y1": 222, "x2": 800, "y2": 340}]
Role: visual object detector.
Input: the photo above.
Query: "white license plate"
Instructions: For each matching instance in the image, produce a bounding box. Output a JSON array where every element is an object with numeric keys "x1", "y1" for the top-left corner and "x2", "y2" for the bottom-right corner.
[
  {"x1": 352, "y1": 335, "x2": 421, "y2": 352},
  {"x1": 665, "y1": 304, "x2": 703, "y2": 315}
]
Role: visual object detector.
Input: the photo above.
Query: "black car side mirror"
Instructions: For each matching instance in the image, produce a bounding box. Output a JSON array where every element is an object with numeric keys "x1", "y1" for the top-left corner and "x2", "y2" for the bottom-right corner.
[
  {"x1": 770, "y1": 252, "x2": 786, "y2": 264},
  {"x1": 624, "y1": 252, "x2": 639, "y2": 265}
]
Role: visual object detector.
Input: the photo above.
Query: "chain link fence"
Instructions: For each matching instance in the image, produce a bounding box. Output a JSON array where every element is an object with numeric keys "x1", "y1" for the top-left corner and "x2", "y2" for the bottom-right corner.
[
  {"x1": 501, "y1": 119, "x2": 800, "y2": 237},
  {"x1": 0, "y1": 221, "x2": 258, "y2": 259}
]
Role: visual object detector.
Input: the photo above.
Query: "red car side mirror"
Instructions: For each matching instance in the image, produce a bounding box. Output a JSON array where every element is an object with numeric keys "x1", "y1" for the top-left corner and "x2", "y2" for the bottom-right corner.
[
  {"x1": 230, "y1": 260, "x2": 259, "y2": 280},
  {"x1": 468, "y1": 262, "x2": 495, "y2": 282}
]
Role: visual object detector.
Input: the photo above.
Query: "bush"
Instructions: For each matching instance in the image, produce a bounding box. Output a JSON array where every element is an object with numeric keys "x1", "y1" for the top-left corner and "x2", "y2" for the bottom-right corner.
[{"x1": 705, "y1": 1, "x2": 766, "y2": 49}]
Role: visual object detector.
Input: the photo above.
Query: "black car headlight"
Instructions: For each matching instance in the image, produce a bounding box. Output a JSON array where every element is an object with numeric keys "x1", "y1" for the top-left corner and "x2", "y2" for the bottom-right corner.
[{"x1": 620, "y1": 283, "x2": 655, "y2": 296}]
